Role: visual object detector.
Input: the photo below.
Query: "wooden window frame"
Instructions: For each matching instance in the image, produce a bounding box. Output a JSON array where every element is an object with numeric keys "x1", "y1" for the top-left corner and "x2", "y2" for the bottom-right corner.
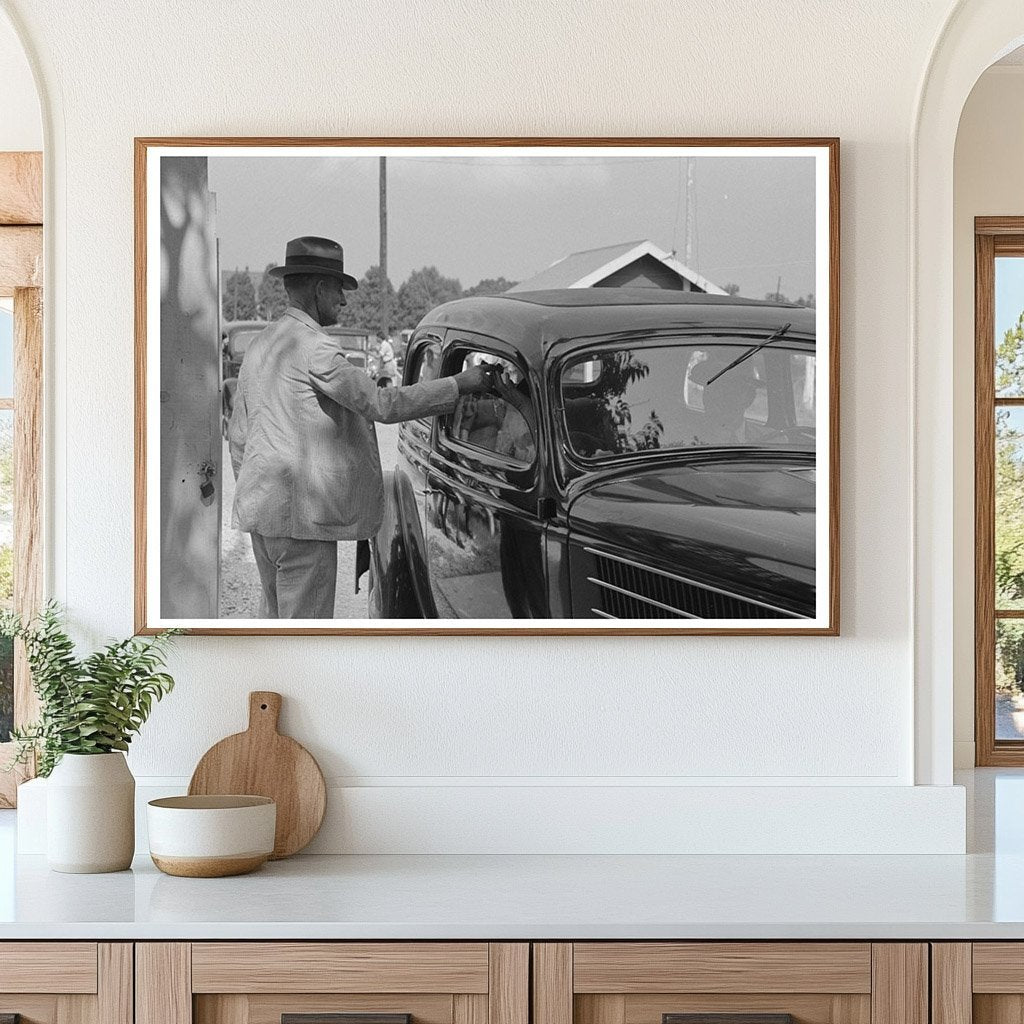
[{"x1": 0, "y1": 151, "x2": 43, "y2": 806}]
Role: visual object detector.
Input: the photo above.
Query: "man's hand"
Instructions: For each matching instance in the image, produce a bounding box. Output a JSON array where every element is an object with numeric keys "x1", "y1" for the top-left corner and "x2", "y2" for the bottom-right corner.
[{"x1": 454, "y1": 362, "x2": 500, "y2": 395}]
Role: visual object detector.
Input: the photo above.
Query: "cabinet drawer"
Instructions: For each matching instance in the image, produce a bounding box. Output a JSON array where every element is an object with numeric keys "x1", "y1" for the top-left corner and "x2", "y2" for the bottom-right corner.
[
  {"x1": 936, "y1": 942, "x2": 1024, "y2": 1024},
  {"x1": 139, "y1": 943, "x2": 528, "y2": 1024},
  {"x1": 191, "y1": 944, "x2": 491, "y2": 994},
  {"x1": 0, "y1": 943, "x2": 130, "y2": 1024},
  {"x1": 572, "y1": 944, "x2": 872, "y2": 994},
  {"x1": 534, "y1": 944, "x2": 926, "y2": 1024},
  {"x1": 0, "y1": 942, "x2": 98, "y2": 994}
]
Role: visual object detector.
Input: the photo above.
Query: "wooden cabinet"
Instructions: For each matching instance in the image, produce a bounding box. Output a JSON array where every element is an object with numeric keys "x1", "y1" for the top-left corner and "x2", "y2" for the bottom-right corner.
[
  {"x1": 136, "y1": 944, "x2": 528, "y2": 1024},
  {"x1": 0, "y1": 938, "x2": 946, "y2": 1024},
  {"x1": 0, "y1": 943, "x2": 132, "y2": 1024},
  {"x1": 932, "y1": 943, "x2": 1024, "y2": 1024},
  {"x1": 533, "y1": 944, "x2": 928, "y2": 1024}
]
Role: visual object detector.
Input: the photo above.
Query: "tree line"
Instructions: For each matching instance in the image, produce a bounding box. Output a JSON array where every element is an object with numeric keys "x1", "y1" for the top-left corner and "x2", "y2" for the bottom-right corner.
[{"x1": 222, "y1": 264, "x2": 518, "y2": 337}]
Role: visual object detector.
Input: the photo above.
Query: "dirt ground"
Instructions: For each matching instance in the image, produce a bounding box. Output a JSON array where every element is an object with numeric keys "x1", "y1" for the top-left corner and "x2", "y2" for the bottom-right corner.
[{"x1": 219, "y1": 422, "x2": 400, "y2": 619}]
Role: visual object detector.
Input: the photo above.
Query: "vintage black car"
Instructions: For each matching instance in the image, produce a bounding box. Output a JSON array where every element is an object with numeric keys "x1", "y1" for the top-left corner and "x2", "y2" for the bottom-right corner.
[{"x1": 369, "y1": 288, "x2": 818, "y2": 621}]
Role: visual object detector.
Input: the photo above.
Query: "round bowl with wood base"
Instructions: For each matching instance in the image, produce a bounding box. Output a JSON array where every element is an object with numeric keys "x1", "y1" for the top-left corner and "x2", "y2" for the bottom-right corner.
[{"x1": 147, "y1": 795, "x2": 276, "y2": 878}]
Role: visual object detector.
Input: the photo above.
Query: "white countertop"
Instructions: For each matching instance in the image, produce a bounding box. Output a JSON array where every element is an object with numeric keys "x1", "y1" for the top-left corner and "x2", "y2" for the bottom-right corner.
[
  {"x1": 1, "y1": 769, "x2": 1022, "y2": 941},
  {"x1": 0, "y1": 849, "x2": 1020, "y2": 941}
]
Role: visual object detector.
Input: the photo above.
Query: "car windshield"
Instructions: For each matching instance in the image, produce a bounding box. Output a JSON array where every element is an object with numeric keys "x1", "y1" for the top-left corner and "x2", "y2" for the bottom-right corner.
[{"x1": 560, "y1": 337, "x2": 816, "y2": 459}]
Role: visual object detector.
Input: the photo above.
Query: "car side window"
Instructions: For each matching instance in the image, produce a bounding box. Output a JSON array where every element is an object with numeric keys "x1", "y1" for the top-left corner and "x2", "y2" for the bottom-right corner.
[
  {"x1": 411, "y1": 340, "x2": 441, "y2": 384},
  {"x1": 448, "y1": 351, "x2": 537, "y2": 465}
]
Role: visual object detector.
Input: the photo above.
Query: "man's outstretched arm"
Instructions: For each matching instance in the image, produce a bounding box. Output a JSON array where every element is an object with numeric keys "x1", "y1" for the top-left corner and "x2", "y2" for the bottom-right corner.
[{"x1": 309, "y1": 340, "x2": 495, "y2": 423}]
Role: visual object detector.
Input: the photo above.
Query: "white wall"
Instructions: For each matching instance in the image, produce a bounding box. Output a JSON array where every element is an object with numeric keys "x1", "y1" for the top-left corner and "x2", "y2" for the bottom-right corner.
[
  {"x1": 952, "y1": 66, "x2": 1024, "y2": 767},
  {"x1": 0, "y1": 0, "x2": 976, "y2": 852},
  {"x1": 0, "y1": 8, "x2": 39, "y2": 152}
]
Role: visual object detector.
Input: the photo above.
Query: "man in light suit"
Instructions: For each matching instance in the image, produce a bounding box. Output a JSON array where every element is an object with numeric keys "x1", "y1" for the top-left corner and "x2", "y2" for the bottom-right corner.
[{"x1": 228, "y1": 236, "x2": 494, "y2": 619}]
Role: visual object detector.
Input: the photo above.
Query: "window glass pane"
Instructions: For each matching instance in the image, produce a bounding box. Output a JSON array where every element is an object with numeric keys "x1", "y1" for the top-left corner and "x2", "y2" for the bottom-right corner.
[
  {"x1": 413, "y1": 342, "x2": 441, "y2": 384},
  {"x1": 997, "y1": 620, "x2": 1024, "y2": 740},
  {"x1": 995, "y1": 256, "x2": 1024, "y2": 396},
  {"x1": 449, "y1": 352, "x2": 536, "y2": 464},
  {"x1": 561, "y1": 339, "x2": 816, "y2": 460},
  {"x1": 0, "y1": 306, "x2": 13, "y2": 398},
  {"x1": 0, "y1": 409, "x2": 12, "y2": 742},
  {"x1": 997, "y1": 407, "x2": 1024, "y2": 609}
]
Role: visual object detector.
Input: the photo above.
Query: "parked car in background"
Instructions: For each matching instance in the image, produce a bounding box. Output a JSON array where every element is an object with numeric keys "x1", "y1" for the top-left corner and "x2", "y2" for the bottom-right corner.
[
  {"x1": 369, "y1": 288, "x2": 818, "y2": 621},
  {"x1": 220, "y1": 320, "x2": 267, "y2": 438},
  {"x1": 220, "y1": 321, "x2": 379, "y2": 436}
]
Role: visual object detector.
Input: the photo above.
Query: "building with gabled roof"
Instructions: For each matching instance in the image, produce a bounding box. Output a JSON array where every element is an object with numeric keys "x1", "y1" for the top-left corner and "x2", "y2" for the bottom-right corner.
[{"x1": 506, "y1": 239, "x2": 726, "y2": 295}]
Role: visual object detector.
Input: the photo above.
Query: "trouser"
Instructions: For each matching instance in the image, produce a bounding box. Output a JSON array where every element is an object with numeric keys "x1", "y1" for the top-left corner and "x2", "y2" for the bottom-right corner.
[{"x1": 250, "y1": 533, "x2": 338, "y2": 619}]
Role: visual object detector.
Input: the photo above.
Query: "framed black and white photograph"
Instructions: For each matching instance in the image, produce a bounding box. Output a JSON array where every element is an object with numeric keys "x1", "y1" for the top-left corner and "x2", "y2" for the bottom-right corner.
[{"x1": 135, "y1": 138, "x2": 838, "y2": 635}]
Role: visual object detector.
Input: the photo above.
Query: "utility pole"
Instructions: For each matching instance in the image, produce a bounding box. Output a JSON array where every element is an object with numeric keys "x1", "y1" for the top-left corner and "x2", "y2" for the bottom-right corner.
[
  {"x1": 379, "y1": 156, "x2": 388, "y2": 343},
  {"x1": 683, "y1": 157, "x2": 695, "y2": 270},
  {"x1": 775, "y1": 274, "x2": 782, "y2": 301}
]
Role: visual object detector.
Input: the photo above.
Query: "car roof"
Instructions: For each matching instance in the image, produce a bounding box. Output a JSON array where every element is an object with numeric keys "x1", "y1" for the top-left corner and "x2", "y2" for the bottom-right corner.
[{"x1": 417, "y1": 287, "x2": 816, "y2": 362}]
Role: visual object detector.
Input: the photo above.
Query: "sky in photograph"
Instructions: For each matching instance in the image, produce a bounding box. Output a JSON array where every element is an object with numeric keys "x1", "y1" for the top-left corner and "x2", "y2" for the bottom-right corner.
[
  {"x1": 997, "y1": 257, "x2": 1024, "y2": 341},
  {"x1": 207, "y1": 152, "x2": 817, "y2": 300}
]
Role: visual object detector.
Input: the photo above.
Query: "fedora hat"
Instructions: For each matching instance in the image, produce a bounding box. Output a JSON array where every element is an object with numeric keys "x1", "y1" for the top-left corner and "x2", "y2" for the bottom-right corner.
[{"x1": 267, "y1": 236, "x2": 359, "y2": 290}]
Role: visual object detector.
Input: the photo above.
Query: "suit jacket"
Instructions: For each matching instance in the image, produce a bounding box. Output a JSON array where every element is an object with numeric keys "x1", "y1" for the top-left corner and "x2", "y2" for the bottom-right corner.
[{"x1": 229, "y1": 307, "x2": 459, "y2": 541}]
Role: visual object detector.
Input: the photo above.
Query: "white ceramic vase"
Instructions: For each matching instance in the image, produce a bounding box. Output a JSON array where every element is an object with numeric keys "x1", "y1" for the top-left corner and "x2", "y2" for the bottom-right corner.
[{"x1": 46, "y1": 752, "x2": 135, "y2": 873}]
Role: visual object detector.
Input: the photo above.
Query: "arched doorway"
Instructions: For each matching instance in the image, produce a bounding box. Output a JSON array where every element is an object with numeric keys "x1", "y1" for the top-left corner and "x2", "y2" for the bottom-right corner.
[{"x1": 914, "y1": 1, "x2": 1024, "y2": 784}]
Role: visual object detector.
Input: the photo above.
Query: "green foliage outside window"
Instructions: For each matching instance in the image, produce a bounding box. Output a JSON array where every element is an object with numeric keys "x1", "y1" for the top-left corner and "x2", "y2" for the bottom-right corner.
[{"x1": 995, "y1": 311, "x2": 1024, "y2": 695}]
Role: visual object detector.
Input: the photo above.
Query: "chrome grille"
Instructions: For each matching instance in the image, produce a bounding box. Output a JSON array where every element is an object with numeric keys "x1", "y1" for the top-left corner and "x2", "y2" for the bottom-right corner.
[{"x1": 587, "y1": 549, "x2": 806, "y2": 620}]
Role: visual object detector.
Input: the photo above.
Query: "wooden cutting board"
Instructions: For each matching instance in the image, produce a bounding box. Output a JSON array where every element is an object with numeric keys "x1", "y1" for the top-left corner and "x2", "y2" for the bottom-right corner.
[{"x1": 188, "y1": 691, "x2": 326, "y2": 859}]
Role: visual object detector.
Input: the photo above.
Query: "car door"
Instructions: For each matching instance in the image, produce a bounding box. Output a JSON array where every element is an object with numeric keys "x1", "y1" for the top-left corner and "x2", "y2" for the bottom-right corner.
[
  {"x1": 395, "y1": 332, "x2": 446, "y2": 614},
  {"x1": 424, "y1": 339, "x2": 549, "y2": 619}
]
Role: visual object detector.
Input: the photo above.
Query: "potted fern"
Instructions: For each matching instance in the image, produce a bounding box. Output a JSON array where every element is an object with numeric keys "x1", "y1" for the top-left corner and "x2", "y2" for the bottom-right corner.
[{"x1": 2, "y1": 603, "x2": 178, "y2": 873}]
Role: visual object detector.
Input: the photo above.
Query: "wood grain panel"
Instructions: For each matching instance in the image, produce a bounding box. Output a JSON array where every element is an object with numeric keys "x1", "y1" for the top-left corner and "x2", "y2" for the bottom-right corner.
[
  {"x1": 573, "y1": 944, "x2": 872, "y2": 994},
  {"x1": 136, "y1": 943, "x2": 192, "y2": 1024},
  {"x1": 0, "y1": 226, "x2": 41, "y2": 295},
  {"x1": 972, "y1": 944, "x2": 1024, "y2": 992},
  {"x1": 195, "y1": 995, "x2": 249, "y2": 1024},
  {"x1": 870, "y1": 945, "x2": 927, "y2": 1024},
  {"x1": 576, "y1": 996, "x2": 625, "y2": 1024},
  {"x1": 240, "y1": 994, "x2": 454, "y2": 1024},
  {"x1": 192, "y1": 944, "x2": 489, "y2": 994},
  {"x1": 534, "y1": 944, "x2": 572, "y2": 1024},
  {"x1": 974, "y1": 995, "x2": 1024, "y2": 1024},
  {"x1": 488, "y1": 944, "x2": 528, "y2": 1024},
  {"x1": 56, "y1": 993, "x2": 95, "y2": 1024},
  {"x1": 98, "y1": 945, "x2": 132, "y2": 1024},
  {"x1": 454, "y1": 995, "x2": 487, "y2": 1024},
  {"x1": 976, "y1": 229, "x2": 998, "y2": 766},
  {"x1": 931, "y1": 944, "x2": 971, "y2": 1024},
  {"x1": 623, "y1": 993, "x2": 871, "y2": 1024},
  {"x1": 0, "y1": 285, "x2": 44, "y2": 806},
  {"x1": 0, "y1": 995, "x2": 59, "y2": 1024},
  {"x1": 0, "y1": 943, "x2": 97, "y2": 993},
  {"x1": 0, "y1": 152, "x2": 42, "y2": 225},
  {"x1": 14, "y1": 285, "x2": 43, "y2": 722},
  {"x1": 977, "y1": 218, "x2": 1024, "y2": 236}
]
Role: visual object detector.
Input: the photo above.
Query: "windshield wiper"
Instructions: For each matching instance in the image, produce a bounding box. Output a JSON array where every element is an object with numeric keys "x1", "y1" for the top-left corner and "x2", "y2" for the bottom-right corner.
[{"x1": 704, "y1": 322, "x2": 793, "y2": 386}]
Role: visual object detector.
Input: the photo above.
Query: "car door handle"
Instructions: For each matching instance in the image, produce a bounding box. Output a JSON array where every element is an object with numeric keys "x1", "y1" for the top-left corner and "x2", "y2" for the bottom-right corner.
[{"x1": 421, "y1": 488, "x2": 441, "y2": 496}]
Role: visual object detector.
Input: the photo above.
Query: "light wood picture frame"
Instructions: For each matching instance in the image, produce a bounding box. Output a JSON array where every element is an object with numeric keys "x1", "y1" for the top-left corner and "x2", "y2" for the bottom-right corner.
[{"x1": 135, "y1": 137, "x2": 839, "y2": 636}]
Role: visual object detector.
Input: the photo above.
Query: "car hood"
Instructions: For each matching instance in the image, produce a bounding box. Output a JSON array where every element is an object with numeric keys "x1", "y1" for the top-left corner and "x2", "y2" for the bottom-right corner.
[{"x1": 566, "y1": 456, "x2": 817, "y2": 615}]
